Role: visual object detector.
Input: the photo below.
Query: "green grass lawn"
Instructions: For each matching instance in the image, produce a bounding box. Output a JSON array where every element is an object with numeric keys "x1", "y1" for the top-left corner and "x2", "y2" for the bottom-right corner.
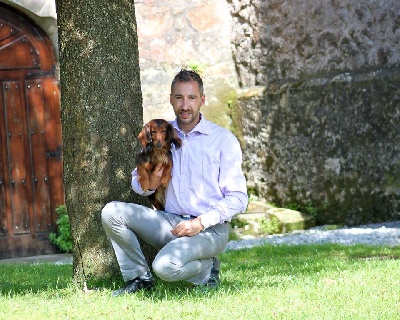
[{"x1": 1, "y1": 244, "x2": 400, "y2": 319}]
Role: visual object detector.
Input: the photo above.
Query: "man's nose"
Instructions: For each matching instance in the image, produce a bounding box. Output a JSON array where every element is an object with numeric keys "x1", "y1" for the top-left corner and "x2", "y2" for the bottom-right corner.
[{"x1": 181, "y1": 98, "x2": 189, "y2": 109}]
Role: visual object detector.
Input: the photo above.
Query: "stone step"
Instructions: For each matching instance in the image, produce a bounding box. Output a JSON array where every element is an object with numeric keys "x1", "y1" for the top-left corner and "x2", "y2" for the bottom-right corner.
[{"x1": 230, "y1": 201, "x2": 316, "y2": 240}]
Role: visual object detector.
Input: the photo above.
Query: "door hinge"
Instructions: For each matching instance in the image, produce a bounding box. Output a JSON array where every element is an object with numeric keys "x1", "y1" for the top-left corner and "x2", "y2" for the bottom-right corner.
[
  {"x1": 47, "y1": 145, "x2": 62, "y2": 159},
  {"x1": 0, "y1": 226, "x2": 7, "y2": 236}
]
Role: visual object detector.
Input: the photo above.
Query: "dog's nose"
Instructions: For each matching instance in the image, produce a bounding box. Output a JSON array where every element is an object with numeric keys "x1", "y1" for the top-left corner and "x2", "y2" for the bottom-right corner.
[{"x1": 155, "y1": 141, "x2": 162, "y2": 148}]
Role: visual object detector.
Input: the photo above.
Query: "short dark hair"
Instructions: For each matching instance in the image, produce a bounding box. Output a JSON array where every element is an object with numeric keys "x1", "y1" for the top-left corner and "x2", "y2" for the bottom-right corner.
[{"x1": 171, "y1": 69, "x2": 204, "y2": 96}]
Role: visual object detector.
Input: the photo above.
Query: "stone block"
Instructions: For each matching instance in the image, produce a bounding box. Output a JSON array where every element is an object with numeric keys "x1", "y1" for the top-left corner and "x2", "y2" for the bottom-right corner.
[
  {"x1": 230, "y1": 205, "x2": 316, "y2": 240},
  {"x1": 267, "y1": 208, "x2": 316, "y2": 233}
]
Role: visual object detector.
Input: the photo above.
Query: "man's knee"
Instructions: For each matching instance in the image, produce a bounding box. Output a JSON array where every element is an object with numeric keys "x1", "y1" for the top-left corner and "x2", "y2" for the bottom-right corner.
[
  {"x1": 152, "y1": 255, "x2": 183, "y2": 282},
  {"x1": 101, "y1": 201, "x2": 119, "y2": 227}
]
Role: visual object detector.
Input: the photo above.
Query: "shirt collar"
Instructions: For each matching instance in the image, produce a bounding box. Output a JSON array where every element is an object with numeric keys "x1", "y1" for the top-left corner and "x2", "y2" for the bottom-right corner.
[{"x1": 172, "y1": 113, "x2": 211, "y2": 135}]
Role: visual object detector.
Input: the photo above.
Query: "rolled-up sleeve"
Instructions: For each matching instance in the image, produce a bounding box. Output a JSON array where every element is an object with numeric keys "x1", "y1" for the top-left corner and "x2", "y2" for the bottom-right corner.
[{"x1": 131, "y1": 168, "x2": 155, "y2": 196}]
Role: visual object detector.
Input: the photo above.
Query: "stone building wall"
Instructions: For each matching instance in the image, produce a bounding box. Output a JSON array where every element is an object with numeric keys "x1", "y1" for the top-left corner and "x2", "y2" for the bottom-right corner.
[
  {"x1": 4, "y1": 0, "x2": 398, "y2": 225},
  {"x1": 231, "y1": 0, "x2": 400, "y2": 224},
  {"x1": 229, "y1": 0, "x2": 400, "y2": 86}
]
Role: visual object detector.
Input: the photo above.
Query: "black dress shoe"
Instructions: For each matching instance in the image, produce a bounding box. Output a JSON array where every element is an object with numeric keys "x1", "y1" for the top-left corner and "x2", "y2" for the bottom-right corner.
[
  {"x1": 112, "y1": 271, "x2": 154, "y2": 297},
  {"x1": 205, "y1": 257, "x2": 220, "y2": 287}
]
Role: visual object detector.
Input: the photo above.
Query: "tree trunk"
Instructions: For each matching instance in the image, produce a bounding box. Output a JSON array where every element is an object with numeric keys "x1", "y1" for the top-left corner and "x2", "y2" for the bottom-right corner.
[{"x1": 55, "y1": 0, "x2": 155, "y2": 285}]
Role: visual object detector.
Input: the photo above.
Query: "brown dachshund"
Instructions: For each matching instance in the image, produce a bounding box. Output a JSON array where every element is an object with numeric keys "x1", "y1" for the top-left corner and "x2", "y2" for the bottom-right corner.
[{"x1": 135, "y1": 119, "x2": 182, "y2": 210}]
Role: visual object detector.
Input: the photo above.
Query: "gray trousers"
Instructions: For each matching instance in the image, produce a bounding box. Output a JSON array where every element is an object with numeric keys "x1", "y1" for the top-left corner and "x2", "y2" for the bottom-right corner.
[{"x1": 101, "y1": 201, "x2": 229, "y2": 284}]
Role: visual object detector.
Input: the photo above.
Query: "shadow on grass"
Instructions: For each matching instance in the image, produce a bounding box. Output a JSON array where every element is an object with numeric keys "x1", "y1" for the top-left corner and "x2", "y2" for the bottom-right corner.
[{"x1": 1, "y1": 244, "x2": 399, "y2": 297}]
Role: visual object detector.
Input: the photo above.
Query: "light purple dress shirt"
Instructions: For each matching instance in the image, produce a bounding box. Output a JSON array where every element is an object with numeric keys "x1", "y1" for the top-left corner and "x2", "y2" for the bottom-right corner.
[{"x1": 132, "y1": 115, "x2": 248, "y2": 229}]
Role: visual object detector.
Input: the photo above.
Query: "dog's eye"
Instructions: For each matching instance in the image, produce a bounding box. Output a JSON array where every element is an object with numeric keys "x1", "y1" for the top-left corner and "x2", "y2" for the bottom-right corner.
[
  {"x1": 150, "y1": 130, "x2": 156, "y2": 135},
  {"x1": 161, "y1": 129, "x2": 166, "y2": 133}
]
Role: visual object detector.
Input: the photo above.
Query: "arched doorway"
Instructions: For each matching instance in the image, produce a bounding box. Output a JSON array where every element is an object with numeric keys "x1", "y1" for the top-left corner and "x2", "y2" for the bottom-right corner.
[{"x1": 0, "y1": 4, "x2": 64, "y2": 258}]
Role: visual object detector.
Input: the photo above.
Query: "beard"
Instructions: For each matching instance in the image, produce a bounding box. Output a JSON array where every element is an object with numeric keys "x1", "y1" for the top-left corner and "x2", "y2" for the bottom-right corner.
[{"x1": 177, "y1": 109, "x2": 200, "y2": 126}]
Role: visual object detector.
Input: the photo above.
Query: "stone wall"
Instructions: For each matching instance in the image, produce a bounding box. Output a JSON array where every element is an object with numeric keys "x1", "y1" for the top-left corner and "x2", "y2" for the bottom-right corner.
[
  {"x1": 229, "y1": 0, "x2": 400, "y2": 86},
  {"x1": 5, "y1": 0, "x2": 399, "y2": 225},
  {"x1": 232, "y1": 0, "x2": 400, "y2": 224}
]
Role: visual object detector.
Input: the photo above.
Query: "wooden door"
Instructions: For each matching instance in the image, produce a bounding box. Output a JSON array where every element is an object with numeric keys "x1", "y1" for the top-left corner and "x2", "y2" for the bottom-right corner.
[{"x1": 0, "y1": 5, "x2": 64, "y2": 258}]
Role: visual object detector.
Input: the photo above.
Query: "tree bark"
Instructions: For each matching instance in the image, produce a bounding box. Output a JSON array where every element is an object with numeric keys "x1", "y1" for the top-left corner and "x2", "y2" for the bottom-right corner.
[{"x1": 55, "y1": 0, "x2": 155, "y2": 285}]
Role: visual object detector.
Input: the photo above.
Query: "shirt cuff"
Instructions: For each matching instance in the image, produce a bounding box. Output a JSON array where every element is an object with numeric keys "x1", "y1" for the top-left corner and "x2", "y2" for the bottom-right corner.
[
  {"x1": 131, "y1": 174, "x2": 155, "y2": 196},
  {"x1": 199, "y1": 208, "x2": 223, "y2": 229}
]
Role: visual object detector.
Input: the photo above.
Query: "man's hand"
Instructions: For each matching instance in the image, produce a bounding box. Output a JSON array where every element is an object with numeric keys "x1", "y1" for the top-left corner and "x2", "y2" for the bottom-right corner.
[
  {"x1": 148, "y1": 163, "x2": 164, "y2": 190},
  {"x1": 171, "y1": 217, "x2": 204, "y2": 237}
]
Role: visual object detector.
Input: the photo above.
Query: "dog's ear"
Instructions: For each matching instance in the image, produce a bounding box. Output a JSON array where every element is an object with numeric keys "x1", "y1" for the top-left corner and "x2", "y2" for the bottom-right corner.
[
  {"x1": 167, "y1": 124, "x2": 182, "y2": 149},
  {"x1": 138, "y1": 122, "x2": 152, "y2": 150}
]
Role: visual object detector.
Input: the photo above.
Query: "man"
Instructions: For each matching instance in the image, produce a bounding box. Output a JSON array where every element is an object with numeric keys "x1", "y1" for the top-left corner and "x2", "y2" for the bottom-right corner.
[{"x1": 101, "y1": 69, "x2": 248, "y2": 296}]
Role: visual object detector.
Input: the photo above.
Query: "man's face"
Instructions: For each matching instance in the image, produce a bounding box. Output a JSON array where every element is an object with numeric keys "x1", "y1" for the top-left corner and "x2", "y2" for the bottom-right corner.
[{"x1": 170, "y1": 80, "x2": 205, "y2": 133}]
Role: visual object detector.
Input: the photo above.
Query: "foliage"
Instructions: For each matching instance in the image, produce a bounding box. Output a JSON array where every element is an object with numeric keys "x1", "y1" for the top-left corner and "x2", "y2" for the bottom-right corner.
[
  {"x1": 285, "y1": 201, "x2": 319, "y2": 217},
  {"x1": 49, "y1": 205, "x2": 73, "y2": 253},
  {"x1": 184, "y1": 62, "x2": 206, "y2": 75},
  {"x1": 247, "y1": 192, "x2": 260, "y2": 203},
  {"x1": 259, "y1": 216, "x2": 282, "y2": 234},
  {"x1": 230, "y1": 218, "x2": 247, "y2": 229}
]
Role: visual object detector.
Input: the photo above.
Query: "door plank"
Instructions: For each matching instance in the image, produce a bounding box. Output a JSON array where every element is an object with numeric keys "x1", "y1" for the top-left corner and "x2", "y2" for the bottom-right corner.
[
  {"x1": 26, "y1": 80, "x2": 51, "y2": 233},
  {"x1": 4, "y1": 81, "x2": 30, "y2": 235},
  {"x1": 42, "y1": 78, "x2": 64, "y2": 212},
  {"x1": 0, "y1": 84, "x2": 7, "y2": 237}
]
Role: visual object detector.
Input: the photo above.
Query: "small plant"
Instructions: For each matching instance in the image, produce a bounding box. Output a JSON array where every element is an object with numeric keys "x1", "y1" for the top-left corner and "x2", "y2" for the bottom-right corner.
[
  {"x1": 230, "y1": 218, "x2": 247, "y2": 229},
  {"x1": 259, "y1": 216, "x2": 282, "y2": 235},
  {"x1": 286, "y1": 202, "x2": 319, "y2": 217},
  {"x1": 184, "y1": 62, "x2": 206, "y2": 75},
  {"x1": 248, "y1": 193, "x2": 260, "y2": 203},
  {"x1": 49, "y1": 205, "x2": 73, "y2": 253}
]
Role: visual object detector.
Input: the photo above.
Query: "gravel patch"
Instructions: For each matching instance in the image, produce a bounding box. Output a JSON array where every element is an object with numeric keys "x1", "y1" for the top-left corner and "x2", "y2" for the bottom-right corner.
[{"x1": 225, "y1": 220, "x2": 400, "y2": 251}]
